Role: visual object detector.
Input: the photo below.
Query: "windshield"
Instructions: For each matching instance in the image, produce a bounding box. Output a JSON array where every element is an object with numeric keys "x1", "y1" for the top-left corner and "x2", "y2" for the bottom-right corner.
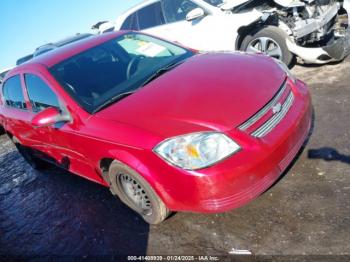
[
  {"x1": 50, "y1": 32, "x2": 193, "y2": 113},
  {"x1": 202, "y1": 0, "x2": 224, "y2": 7}
]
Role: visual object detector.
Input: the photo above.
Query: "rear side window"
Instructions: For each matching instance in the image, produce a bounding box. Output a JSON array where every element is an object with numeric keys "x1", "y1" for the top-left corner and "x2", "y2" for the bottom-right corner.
[
  {"x1": 24, "y1": 74, "x2": 60, "y2": 112},
  {"x1": 121, "y1": 13, "x2": 139, "y2": 30},
  {"x1": 137, "y1": 2, "x2": 165, "y2": 30},
  {"x1": 2, "y1": 75, "x2": 27, "y2": 110}
]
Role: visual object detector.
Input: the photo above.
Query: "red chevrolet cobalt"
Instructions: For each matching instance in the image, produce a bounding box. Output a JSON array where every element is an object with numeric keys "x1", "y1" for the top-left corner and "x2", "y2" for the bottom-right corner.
[{"x1": 0, "y1": 32, "x2": 311, "y2": 224}]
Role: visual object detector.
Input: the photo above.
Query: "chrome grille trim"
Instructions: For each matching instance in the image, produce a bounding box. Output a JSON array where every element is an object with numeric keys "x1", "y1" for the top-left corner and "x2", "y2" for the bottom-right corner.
[
  {"x1": 238, "y1": 80, "x2": 287, "y2": 131},
  {"x1": 252, "y1": 92, "x2": 294, "y2": 138}
]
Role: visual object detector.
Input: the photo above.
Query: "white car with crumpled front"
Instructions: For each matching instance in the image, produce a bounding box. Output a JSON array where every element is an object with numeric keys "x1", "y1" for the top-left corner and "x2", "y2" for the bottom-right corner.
[{"x1": 97, "y1": 0, "x2": 350, "y2": 66}]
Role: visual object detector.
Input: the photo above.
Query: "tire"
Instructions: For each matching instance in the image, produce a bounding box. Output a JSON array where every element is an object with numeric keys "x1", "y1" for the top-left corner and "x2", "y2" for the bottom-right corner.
[
  {"x1": 108, "y1": 160, "x2": 170, "y2": 224},
  {"x1": 240, "y1": 26, "x2": 294, "y2": 66},
  {"x1": 12, "y1": 136, "x2": 48, "y2": 170}
]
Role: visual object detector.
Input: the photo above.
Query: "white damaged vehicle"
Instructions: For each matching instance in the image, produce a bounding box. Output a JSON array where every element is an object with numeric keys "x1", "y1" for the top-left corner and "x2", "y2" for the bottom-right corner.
[{"x1": 99, "y1": 0, "x2": 350, "y2": 65}]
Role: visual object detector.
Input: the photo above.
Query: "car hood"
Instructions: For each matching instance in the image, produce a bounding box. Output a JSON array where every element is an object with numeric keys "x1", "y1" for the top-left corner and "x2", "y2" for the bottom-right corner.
[{"x1": 95, "y1": 53, "x2": 286, "y2": 139}]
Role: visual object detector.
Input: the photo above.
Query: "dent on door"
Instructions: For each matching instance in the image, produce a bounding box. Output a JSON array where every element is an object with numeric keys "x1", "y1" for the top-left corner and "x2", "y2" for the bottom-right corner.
[{"x1": 48, "y1": 121, "x2": 106, "y2": 184}]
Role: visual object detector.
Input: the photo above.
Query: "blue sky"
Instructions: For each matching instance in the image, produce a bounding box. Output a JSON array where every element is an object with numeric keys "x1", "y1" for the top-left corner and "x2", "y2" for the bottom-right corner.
[{"x1": 1, "y1": 0, "x2": 140, "y2": 70}]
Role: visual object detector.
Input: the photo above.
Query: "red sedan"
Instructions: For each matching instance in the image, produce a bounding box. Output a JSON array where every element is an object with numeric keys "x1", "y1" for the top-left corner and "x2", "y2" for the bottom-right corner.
[{"x1": 0, "y1": 31, "x2": 312, "y2": 224}]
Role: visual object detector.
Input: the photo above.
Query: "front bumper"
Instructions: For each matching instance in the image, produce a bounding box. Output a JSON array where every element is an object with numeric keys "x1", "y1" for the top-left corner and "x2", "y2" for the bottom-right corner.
[
  {"x1": 141, "y1": 80, "x2": 312, "y2": 213},
  {"x1": 286, "y1": 30, "x2": 350, "y2": 64}
]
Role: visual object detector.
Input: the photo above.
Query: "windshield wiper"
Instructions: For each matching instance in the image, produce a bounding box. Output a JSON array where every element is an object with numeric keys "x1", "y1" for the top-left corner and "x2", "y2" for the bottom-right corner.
[
  {"x1": 141, "y1": 60, "x2": 185, "y2": 87},
  {"x1": 93, "y1": 91, "x2": 136, "y2": 113}
]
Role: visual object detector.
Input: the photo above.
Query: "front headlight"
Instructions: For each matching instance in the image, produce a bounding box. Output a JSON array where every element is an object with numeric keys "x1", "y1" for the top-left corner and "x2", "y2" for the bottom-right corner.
[{"x1": 154, "y1": 132, "x2": 240, "y2": 170}]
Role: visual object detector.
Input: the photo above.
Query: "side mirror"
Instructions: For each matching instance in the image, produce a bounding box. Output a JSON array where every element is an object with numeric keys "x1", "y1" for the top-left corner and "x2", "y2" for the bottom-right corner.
[
  {"x1": 31, "y1": 107, "x2": 71, "y2": 127},
  {"x1": 186, "y1": 8, "x2": 205, "y2": 21}
]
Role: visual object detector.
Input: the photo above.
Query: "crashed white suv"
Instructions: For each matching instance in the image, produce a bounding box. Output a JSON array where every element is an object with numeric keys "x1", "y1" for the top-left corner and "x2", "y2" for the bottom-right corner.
[{"x1": 102, "y1": 0, "x2": 350, "y2": 65}]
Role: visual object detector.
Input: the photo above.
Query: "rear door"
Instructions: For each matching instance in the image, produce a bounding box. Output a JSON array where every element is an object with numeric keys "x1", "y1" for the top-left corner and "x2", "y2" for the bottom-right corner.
[{"x1": 1, "y1": 74, "x2": 33, "y2": 143}]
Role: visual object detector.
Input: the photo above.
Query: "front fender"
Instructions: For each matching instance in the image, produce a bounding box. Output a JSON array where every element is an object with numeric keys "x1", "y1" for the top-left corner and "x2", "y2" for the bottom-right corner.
[
  {"x1": 234, "y1": 9, "x2": 266, "y2": 49},
  {"x1": 233, "y1": 8, "x2": 263, "y2": 26},
  {"x1": 101, "y1": 148, "x2": 176, "y2": 208}
]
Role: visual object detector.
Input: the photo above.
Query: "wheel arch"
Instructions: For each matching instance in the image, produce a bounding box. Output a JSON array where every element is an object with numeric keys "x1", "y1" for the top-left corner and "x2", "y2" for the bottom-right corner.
[
  {"x1": 236, "y1": 21, "x2": 272, "y2": 50},
  {"x1": 98, "y1": 148, "x2": 147, "y2": 182},
  {"x1": 99, "y1": 157, "x2": 114, "y2": 185},
  {"x1": 5, "y1": 130, "x2": 13, "y2": 139},
  {"x1": 235, "y1": 15, "x2": 280, "y2": 50},
  {"x1": 97, "y1": 150, "x2": 175, "y2": 209},
  {"x1": 236, "y1": 23, "x2": 257, "y2": 50}
]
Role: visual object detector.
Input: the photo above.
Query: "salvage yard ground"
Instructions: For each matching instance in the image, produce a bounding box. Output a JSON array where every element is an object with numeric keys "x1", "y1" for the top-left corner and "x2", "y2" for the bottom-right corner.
[{"x1": 0, "y1": 58, "x2": 349, "y2": 256}]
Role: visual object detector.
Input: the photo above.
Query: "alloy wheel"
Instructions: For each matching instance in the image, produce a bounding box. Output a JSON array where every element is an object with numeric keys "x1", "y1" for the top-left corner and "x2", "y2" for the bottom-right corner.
[{"x1": 246, "y1": 37, "x2": 283, "y2": 60}]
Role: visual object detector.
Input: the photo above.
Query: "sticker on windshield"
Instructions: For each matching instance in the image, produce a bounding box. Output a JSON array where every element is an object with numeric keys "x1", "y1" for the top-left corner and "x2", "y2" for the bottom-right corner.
[{"x1": 136, "y1": 42, "x2": 167, "y2": 57}]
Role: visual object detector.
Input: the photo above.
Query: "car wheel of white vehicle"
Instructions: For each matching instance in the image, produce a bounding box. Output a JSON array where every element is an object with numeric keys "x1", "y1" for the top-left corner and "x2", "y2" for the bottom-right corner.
[{"x1": 241, "y1": 26, "x2": 294, "y2": 66}]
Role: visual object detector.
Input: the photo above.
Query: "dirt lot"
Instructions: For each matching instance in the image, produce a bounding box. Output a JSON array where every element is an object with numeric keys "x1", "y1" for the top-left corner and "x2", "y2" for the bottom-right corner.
[{"x1": 0, "y1": 58, "x2": 349, "y2": 258}]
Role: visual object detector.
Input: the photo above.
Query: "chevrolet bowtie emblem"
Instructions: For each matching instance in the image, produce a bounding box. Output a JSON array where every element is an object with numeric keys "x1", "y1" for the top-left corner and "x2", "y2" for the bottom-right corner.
[{"x1": 272, "y1": 103, "x2": 282, "y2": 114}]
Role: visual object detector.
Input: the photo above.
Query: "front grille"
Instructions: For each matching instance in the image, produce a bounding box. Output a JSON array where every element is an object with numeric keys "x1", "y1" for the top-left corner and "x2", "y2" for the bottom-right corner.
[
  {"x1": 238, "y1": 81, "x2": 287, "y2": 131},
  {"x1": 238, "y1": 79, "x2": 295, "y2": 138},
  {"x1": 252, "y1": 92, "x2": 294, "y2": 138}
]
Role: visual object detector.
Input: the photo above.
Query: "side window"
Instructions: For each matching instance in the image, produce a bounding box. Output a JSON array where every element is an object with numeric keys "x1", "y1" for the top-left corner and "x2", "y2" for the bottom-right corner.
[
  {"x1": 24, "y1": 74, "x2": 60, "y2": 112},
  {"x1": 137, "y1": 2, "x2": 165, "y2": 30},
  {"x1": 162, "y1": 0, "x2": 200, "y2": 23},
  {"x1": 2, "y1": 75, "x2": 27, "y2": 110},
  {"x1": 121, "y1": 12, "x2": 139, "y2": 30}
]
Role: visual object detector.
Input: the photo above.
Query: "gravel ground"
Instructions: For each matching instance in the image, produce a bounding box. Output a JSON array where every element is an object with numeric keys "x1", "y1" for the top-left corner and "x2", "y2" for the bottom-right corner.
[{"x1": 0, "y1": 59, "x2": 349, "y2": 258}]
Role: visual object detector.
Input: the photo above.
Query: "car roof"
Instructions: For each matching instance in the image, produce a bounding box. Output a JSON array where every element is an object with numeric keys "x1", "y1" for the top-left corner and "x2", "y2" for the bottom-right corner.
[
  {"x1": 34, "y1": 33, "x2": 93, "y2": 53},
  {"x1": 16, "y1": 54, "x2": 34, "y2": 65},
  {"x1": 13, "y1": 31, "x2": 128, "y2": 70},
  {"x1": 47, "y1": 33, "x2": 93, "y2": 48}
]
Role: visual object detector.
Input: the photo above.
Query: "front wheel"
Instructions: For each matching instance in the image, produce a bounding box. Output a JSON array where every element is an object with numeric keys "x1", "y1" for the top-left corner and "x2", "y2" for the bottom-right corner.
[
  {"x1": 240, "y1": 26, "x2": 294, "y2": 66},
  {"x1": 108, "y1": 160, "x2": 170, "y2": 224}
]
